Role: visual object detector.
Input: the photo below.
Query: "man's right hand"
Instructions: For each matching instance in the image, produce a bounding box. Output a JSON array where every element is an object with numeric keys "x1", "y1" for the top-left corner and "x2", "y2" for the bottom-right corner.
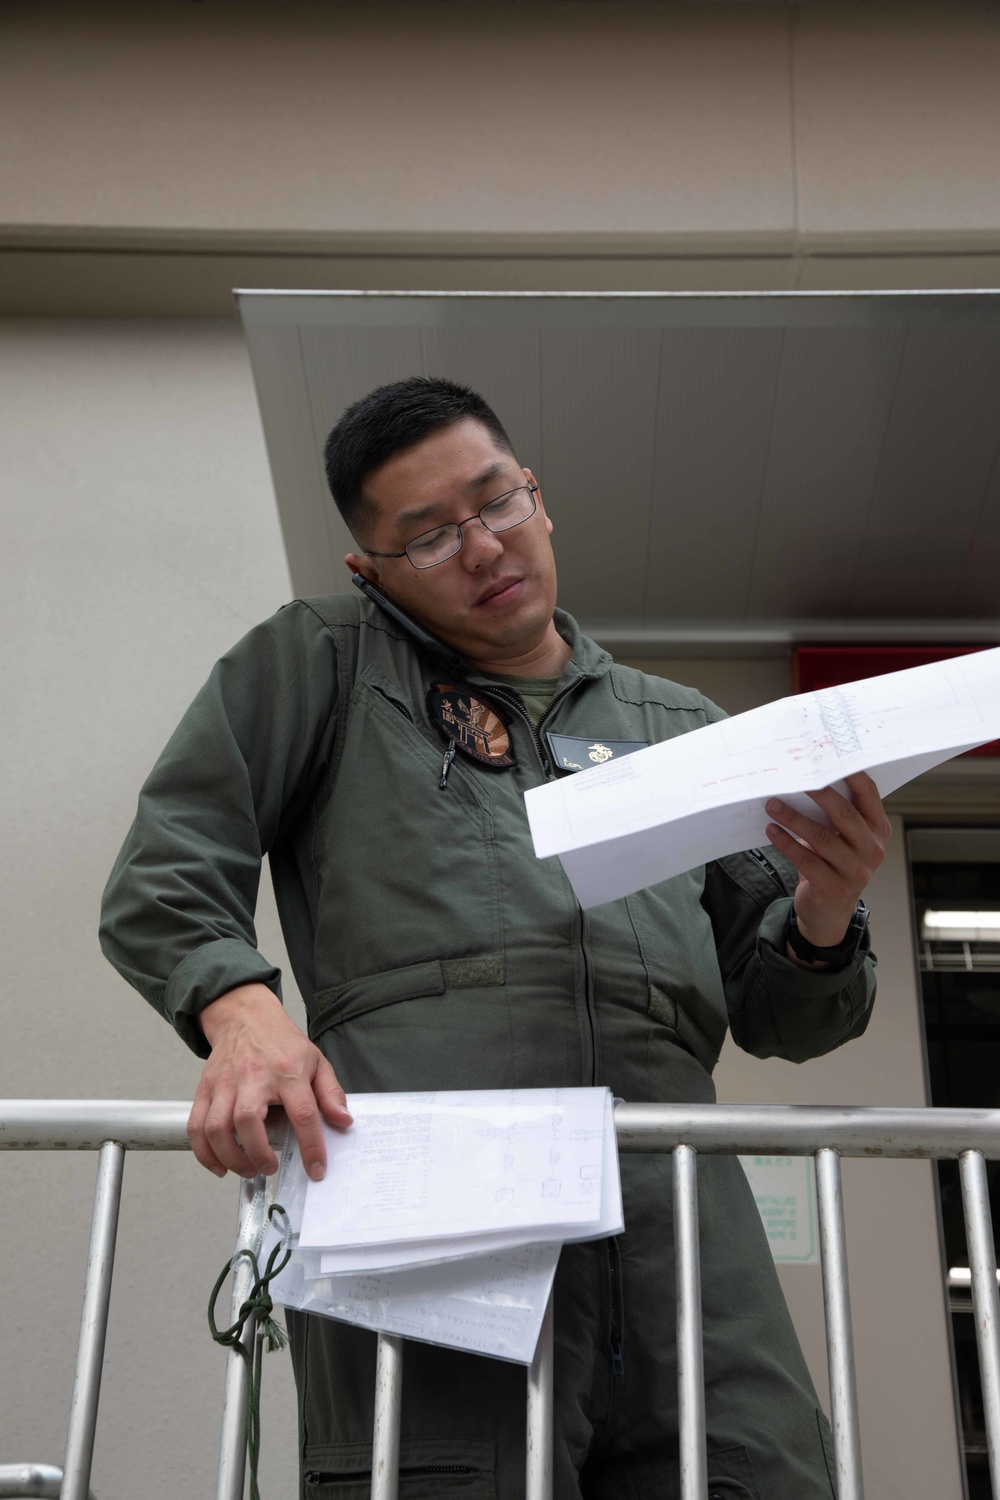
[{"x1": 187, "y1": 982, "x2": 353, "y2": 1181}]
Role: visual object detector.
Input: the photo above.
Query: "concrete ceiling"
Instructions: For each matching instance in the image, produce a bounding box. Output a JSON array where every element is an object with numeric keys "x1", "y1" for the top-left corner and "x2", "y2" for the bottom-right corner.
[{"x1": 238, "y1": 290, "x2": 1000, "y2": 656}]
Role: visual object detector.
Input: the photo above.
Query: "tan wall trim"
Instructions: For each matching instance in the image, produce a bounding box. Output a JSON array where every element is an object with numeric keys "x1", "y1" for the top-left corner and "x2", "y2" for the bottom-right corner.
[
  {"x1": 6, "y1": 0, "x2": 1000, "y2": 313},
  {"x1": 6, "y1": 247, "x2": 1000, "y2": 319},
  {"x1": 7, "y1": 225, "x2": 1000, "y2": 259}
]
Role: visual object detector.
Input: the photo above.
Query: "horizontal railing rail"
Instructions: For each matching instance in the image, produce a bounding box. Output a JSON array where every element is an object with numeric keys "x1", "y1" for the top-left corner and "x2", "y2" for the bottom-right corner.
[
  {"x1": 3, "y1": 1100, "x2": 999, "y2": 1500},
  {"x1": 0, "y1": 1100, "x2": 190, "y2": 1151},
  {"x1": 0, "y1": 1465, "x2": 95, "y2": 1500},
  {"x1": 0, "y1": 1102, "x2": 260, "y2": 1500},
  {"x1": 613, "y1": 1101, "x2": 1000, "y2": 1157}
]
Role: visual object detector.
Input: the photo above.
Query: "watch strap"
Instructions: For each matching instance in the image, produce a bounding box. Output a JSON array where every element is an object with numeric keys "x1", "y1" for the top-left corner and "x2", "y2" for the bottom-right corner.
[{"x1": 786, "y1": 898, "x2": 870, "y2": 966}]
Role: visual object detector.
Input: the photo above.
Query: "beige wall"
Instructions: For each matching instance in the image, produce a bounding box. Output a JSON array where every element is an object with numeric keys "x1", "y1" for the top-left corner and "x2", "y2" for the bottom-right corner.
[
  {"x1": 0, "y1": 319, "x2": 303, "y2": 1496},
  {"x1": 4, "y1": 1, "x2": 1000, "y2": 314}
]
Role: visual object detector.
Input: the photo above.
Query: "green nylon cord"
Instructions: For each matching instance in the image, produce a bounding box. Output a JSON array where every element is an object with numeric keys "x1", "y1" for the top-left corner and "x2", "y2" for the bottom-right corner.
[{"x1": 208, "y1": 1204, "x2": 292, "y2": 1500}]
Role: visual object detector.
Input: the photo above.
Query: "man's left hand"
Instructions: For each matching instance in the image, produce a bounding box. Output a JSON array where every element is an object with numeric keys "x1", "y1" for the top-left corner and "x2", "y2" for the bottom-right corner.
[{"x1": 764, "y1": 772, "x2": 892, "y2": 957}]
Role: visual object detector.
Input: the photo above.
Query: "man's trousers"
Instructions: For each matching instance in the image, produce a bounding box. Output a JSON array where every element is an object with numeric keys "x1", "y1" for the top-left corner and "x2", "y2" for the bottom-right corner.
[{"x1": 287, "y1": 1153, "x2": 836, "y2": 1500}]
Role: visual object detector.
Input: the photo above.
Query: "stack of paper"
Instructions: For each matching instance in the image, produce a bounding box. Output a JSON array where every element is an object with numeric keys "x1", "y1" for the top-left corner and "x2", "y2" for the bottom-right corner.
[
  {"x1": 526, "y1": 647, "x2": 1000, "y2": 909},
  {"x1": 263, "y1": 1087, "x2": 622, "y2": 1365}
]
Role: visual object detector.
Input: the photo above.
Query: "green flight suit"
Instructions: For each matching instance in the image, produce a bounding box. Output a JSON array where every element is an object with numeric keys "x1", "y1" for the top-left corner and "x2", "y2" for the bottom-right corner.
[{"x1": 101, "y1": 594, "x2": 875, "y2": 1500}]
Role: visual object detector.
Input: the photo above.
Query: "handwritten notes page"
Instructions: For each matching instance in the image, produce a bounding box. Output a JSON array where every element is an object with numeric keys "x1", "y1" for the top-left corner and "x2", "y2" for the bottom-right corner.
[
  {"x1": 525, "y1": 648, "x2": 1000, "y2": 909},
  {"x1": 267, "y1": 1088, "x2": 621, "y2": 1365}
]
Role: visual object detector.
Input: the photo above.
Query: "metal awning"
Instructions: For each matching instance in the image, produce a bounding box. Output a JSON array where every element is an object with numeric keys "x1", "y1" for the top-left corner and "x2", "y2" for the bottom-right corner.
[{"x1": 237, "y1": 290, "x2": 1000, "y2": 656}]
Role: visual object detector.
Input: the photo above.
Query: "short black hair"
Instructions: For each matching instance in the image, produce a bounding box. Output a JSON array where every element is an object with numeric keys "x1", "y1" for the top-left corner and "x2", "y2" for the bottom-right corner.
[{"x1": 323, "y1": 375, "x2": 515, "y2": 540}]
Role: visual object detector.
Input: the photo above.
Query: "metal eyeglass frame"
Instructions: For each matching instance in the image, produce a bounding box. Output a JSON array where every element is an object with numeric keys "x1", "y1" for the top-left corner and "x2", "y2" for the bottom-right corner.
[{"x1": 364, "y1": 483, "x2": 539, "y2": 569}]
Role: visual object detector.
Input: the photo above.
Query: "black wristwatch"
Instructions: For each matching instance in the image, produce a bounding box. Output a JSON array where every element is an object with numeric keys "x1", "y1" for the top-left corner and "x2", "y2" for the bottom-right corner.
[{"x1": 786, "y1": 898, "x2": 870, "y2": 967}]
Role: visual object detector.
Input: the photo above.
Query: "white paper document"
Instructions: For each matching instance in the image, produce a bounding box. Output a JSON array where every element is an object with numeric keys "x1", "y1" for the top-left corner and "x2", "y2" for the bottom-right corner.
[
  {"x1": 298, "y1": 1087, "x2": 608, "y2": 1251},
  {"x1": 315, "y1": 1091, "x2": 622, "y2": 1274},
  {"x1": 264, "y1": 1087, "x2": 622, "y2": 1365},
  {"x1": 270, "y1": 1233, "x2": 562, "y2": 1365},
  {"x1": 525, "y1": 647, "x2": 1000, "y2": 909}
]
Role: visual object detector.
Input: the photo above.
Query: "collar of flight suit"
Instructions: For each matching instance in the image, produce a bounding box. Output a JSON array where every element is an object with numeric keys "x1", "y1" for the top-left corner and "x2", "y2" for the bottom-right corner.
[{"x1": 458, "y1": 607, "x2": 615, "y2": 697}]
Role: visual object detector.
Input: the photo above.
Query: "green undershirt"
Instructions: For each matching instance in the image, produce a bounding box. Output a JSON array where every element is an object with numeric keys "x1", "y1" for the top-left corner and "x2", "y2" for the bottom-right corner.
[{"x1": 485, "y1": 671, "x2": 562, "y2": 729}]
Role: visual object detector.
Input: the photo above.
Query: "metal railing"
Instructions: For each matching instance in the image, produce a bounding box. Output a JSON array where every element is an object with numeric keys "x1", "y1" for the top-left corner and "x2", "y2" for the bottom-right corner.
[
  {"x1": 0, "y1": 1102, "x2": 247, "y2": 1500},
  {"x1": 365, "y1": 1104, "x2": 1000, "y2": 1500},
  {"x1": 3, "y1": 1100, "x2": 1000, "y2": 1500}
]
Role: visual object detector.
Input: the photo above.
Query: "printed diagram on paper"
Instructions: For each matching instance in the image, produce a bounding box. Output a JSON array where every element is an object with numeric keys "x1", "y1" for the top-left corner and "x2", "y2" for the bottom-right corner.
[
  {"x1": 298, "y1": 1088, "x2": 607, "y2": 1250},
  {"x1": 720, "y1": 665, "x2": 978, "y2": 771},
  {"x1": 314, "y1": 1090, "x2": 621, "y2": 1276},
  {"x1": 263, "y1": 1088, "x2": 622, "y2": 1365},
  {"x1": 525, "y1": 648, "x2": 1000, "y2": 909}
]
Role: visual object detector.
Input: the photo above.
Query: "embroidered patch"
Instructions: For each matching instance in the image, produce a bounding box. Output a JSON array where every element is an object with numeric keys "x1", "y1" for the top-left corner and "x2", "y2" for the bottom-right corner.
[
  {"x1": 427, "y1": 683, "x2": 517, "y2": 770},
  {"x1": 545, "y1": 732, "x2": 650, "y2": 774}
]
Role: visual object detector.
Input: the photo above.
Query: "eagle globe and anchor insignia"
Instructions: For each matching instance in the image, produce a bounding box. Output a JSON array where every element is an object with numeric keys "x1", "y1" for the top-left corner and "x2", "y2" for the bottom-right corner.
[
  {"x1": 588, "y1": 743, "x2": 613, "y2": 763},
  {"x1": 428, "y1": 683, "x2": 517, "y2": 770}
]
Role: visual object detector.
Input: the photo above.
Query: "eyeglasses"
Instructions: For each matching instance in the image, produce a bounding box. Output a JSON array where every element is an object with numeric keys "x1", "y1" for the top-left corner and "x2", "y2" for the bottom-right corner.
[{"x1": 364, "y1": 484, "x2": 539, "y2": 570}]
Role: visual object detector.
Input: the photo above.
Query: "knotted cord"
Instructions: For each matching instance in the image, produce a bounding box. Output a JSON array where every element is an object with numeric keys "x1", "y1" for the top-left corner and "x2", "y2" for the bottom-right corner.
[{"x1": 208, "y1": 1204, "x2": 292, "y2": 1500}]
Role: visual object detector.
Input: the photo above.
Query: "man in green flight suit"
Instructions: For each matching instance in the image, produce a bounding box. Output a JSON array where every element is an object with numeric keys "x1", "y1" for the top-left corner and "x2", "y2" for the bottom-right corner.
[{"x1": 101, "y1": 376, "x2": 890, "y2": 1500}]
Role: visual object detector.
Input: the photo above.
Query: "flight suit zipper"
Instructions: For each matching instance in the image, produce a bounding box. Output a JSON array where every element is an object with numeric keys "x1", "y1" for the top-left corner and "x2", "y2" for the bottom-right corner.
[
  {"x1": 608, "y1": 1237, "x2": 625, "y2": 1379},
  {"x1": 484, "y1": 678, "x2": 603, "y2": 1084},
  {"x1": 426, "y1": 666, "x2": 603, "y2": 1084},
  {"x1": 480, "y1": 681, "x2": 568, "y2": 780},
  {"x1": 369, "y1": 682, "x2": 461, "y2": 791},
  {"x1": 747, "y1": 845, "x2": 786, "y2": 893},
  {"x1": 579, "y1": 1234, "x2": 627, "y2": 1457},
  {"x1": 536, "y1": 683, "x2": 603, "y2": 1085},
  {"x1": 435, "y1": 679, "x2": 570, "y2": 787}
]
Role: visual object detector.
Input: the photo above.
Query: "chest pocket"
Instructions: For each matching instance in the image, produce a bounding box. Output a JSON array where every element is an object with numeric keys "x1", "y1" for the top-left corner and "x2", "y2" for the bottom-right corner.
[{"x1": 311, "y1": 674, "x2": 505, "y2": 1000}]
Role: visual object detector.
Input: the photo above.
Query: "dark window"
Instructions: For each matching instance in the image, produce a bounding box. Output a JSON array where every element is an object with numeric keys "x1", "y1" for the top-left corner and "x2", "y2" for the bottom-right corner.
[{"x1": 913, "y1": 857, "x2": 1000, "y2": 1500}]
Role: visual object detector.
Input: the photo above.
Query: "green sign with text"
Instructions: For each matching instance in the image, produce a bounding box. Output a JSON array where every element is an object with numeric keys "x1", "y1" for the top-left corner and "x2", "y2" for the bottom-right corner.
[{"x1": 739, "y1": 1155, "x2": 819, "y2": 1264}]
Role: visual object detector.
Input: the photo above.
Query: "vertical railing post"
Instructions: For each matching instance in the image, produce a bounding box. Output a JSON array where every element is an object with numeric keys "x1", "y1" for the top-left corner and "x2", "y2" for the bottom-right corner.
[
  {"x1": 815, "y1": 1147, "x2": 864, "y2": 1500},
  {"x1": 526, "y1": 1284, "x2": 555, "y2": 1500},
  {"x1": 371, "y1": 1333, "x2": 404, "y2": 1500},
  {"x1": 60, "y1": 1139, "x2": 126, "y2": 1500},
  {"x1": 960, "y1": 1149, "x2": 1000, "y2": 1496},
  {"x1": 673, "y1": 1143, "x2": 706, "y2": 1500},
  {"x1": 216, "y1": 1176, "x2": 269, "y2": 1500}
]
